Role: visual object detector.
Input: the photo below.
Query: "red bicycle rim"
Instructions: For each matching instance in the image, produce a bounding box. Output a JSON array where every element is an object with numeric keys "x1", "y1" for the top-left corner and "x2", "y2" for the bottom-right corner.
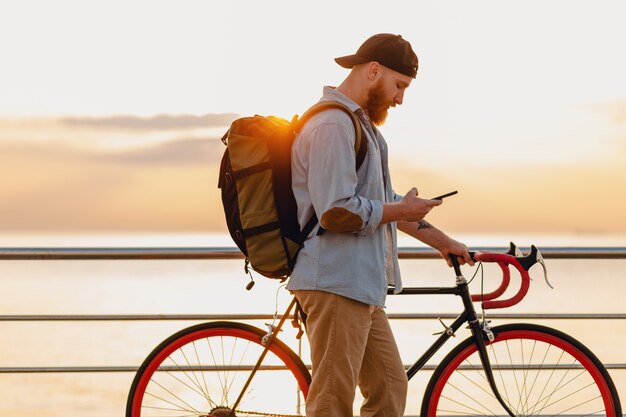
[
  {"x1": 131, "y1": 327, "x2": 309, "y2": 417},
  {"x1": 427, "y1": 329, "x2": 616, "y2": 417}
]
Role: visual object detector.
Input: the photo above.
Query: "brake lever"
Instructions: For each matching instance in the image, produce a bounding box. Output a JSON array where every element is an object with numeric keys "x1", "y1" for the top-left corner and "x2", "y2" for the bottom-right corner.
[
  {"x1": 516, "y1": 245, "x2": 553, "y2": 289},
  {"x1": 507, "y1": 242, "x2": 523, "y2": 257},
  {"x1": 535, "y1": 247, "x2": 553, "y2": 289},
  {"x1": 471, "y1": 242, "x2": 553, "y2": 289}
]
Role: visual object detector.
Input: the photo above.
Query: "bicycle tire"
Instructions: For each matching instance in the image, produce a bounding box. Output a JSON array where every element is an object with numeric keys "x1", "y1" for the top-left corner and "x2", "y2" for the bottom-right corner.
[
  {"x1": 127, "y1": 321, "x2": 311, "y2": 417},
  {"x1": 421, "y1": 323, "x2": 621, "y2": 417}
]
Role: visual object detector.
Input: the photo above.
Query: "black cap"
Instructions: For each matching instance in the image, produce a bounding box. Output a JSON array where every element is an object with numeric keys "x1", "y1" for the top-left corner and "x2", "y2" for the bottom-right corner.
[{"x1": 335, "y1": 33, "x2": 418, "y2": 78}]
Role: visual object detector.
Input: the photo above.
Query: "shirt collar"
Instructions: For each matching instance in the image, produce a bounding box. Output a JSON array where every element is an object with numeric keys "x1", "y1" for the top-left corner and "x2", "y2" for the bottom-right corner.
[{"x1": 321, "y1": 86, "x2": 362, "y2": 113}]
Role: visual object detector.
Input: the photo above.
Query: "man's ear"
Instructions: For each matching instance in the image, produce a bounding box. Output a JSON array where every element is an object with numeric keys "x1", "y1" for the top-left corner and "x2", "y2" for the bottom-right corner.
[{"x1": 367, "y1": 61, "x2": 382, "y2": 81}]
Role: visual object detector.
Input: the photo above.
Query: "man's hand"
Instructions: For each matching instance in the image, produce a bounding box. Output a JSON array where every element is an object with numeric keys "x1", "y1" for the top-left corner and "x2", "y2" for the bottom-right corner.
[
  {"x1": 399, "y1": 187, "x2": 441, "y2": 222},
  {"x1": 381, "y1": 187, "x2": 441, "y2": 225},
  {"x1": 437, "y1": 238, "x2": 475, "y2": 268}
]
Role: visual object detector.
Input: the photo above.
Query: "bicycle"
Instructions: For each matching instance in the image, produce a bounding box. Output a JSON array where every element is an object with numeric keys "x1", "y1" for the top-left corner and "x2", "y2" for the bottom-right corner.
[{"x1": 126, "y1": 243, "x2": 622, "y2": 417}]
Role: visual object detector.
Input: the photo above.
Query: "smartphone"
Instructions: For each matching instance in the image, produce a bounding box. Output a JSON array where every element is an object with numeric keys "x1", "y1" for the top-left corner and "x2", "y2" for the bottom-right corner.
[{"x1": 431, "y1": 190, "x2": 458, "y2": 200}]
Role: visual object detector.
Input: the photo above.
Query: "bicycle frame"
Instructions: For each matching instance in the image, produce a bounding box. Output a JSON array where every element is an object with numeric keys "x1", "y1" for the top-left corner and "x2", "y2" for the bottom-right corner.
[{"x1": 236, "y1": 278, "x2": 514, "y2": 417}]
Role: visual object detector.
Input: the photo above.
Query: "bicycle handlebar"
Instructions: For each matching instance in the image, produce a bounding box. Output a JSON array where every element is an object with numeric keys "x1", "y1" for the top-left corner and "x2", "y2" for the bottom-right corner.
[
  {"x1": 471, "y1": 252, "x2": 531, "y2": 309},
  {"x1": 455, "y1": 243, "x2": 550, "y2": 310}
]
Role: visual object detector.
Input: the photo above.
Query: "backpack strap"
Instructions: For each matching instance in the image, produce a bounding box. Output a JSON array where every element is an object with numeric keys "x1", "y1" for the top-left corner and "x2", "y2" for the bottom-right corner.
[
  {"x1": 295, "y1": 100, "x2": 366, "y2": 169},
  {"x1": 294, "y1": 101, "x2": 367, "y2": 243}
]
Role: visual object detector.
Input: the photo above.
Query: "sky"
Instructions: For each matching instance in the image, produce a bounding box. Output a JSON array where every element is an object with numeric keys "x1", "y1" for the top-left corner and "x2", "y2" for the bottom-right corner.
[{"x1": 1, "y1": 0, "x2": 625, "y2": 237}]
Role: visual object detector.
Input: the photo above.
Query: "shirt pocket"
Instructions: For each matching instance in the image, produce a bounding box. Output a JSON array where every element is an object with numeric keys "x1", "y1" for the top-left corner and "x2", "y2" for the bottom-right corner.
[{"x1": 358, "y1": 143, "x2": 384, "y2": 189}]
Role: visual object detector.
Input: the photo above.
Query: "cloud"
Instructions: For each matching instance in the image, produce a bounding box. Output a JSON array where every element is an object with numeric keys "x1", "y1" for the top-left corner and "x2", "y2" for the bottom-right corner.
[
  {"x1": 95, "y1": 137, "x2": 226, "y2": 165},
  {"x1": 0, "y1": 139, "x2": 226, "y2": 232},
  {"x1": 0, "y1": 136, "x2": 226, "y2": 166},
  {"x1": 59, "y1": 113, "x2": 239, "y2": 130}
]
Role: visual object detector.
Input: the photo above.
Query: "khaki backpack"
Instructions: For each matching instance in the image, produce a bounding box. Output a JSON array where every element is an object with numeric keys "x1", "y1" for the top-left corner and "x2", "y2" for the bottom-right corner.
[{"x1": 218, "y1": 101, "x2": 366, "y2": 287}]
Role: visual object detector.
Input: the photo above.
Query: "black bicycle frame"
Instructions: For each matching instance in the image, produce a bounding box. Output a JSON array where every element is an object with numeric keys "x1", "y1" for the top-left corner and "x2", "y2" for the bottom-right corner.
[{"x1": 390, "y1": 258, "x2": 516, "y2": 417}]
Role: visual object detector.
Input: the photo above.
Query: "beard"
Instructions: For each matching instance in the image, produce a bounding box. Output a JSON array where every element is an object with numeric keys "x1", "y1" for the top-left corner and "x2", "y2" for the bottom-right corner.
[{"x1": 365, "y1": 81, "x2": 394, "y2": 126}]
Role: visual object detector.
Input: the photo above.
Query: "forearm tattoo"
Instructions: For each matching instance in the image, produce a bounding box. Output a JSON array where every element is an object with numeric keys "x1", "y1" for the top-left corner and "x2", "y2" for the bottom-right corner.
[{"x1": 417, "y1": 220, "x2": 434, "y2": 230}]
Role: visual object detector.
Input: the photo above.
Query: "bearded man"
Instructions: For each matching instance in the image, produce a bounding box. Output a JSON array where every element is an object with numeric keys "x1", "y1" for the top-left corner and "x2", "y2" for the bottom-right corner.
[{"x1": 286, "y1": 33, "x2": 473, "y2": 417}]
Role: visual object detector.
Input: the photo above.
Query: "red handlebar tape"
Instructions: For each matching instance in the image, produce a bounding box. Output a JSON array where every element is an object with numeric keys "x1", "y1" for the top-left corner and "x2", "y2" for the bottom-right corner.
[
  {"x1": 471, "y1": 252, "x2": 531, "y2": 310},
  {"x1": 471, "y1": 262, "x2": 510, "y2": 302}
]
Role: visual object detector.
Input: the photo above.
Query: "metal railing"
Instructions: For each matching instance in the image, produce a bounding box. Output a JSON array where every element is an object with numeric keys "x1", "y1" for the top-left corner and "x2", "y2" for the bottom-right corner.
[
  {"x1": 1, "y1": 246, "x2": 625, "y2": 375},
  {"x1": 2, "y1": 246, "x2": 626, "y2": 260}
]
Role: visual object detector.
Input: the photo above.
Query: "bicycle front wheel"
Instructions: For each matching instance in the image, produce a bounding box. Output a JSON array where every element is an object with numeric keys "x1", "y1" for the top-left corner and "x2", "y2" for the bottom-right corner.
[
  {"x1": 422, "y1": 323, "x2": 621, "y2": 417},
  {"x1": 127, "y1": 321, "x2": 311, "y2": 417}
]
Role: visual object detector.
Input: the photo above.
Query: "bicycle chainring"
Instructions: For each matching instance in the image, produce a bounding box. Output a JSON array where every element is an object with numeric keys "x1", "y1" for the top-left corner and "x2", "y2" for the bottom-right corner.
[{"x1": 206, "y1": 405, "x2": 304, "y2": 417}]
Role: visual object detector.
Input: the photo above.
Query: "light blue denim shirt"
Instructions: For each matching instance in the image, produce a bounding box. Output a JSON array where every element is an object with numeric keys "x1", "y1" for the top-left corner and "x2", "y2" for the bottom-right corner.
[{"x1": 286, "y1": 86, "x2": 403, "y2": 307}]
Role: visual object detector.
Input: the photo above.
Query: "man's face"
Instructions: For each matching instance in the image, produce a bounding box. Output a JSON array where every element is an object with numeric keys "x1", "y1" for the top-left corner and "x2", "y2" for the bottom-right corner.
[{"x1": 365, "y1": 68, "x2": 412, "y2": 126}]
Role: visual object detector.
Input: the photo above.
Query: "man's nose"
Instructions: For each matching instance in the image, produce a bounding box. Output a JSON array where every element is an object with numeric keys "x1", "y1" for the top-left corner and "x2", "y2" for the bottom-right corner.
[{"x1": 395, "y1": 91, "x2": 404, "y2": 105}]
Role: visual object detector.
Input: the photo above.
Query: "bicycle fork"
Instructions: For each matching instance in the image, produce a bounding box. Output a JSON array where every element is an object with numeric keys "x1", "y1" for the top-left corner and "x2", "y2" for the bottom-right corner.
[
  {"x1": 458, "y1": 281, "x2": 515, "y2": 417},
  {"x1": 468, "y1": 318, "x2": 517, "y2": 417},
  {"x1": 454, "y1": 261, "x2": 517, "y2": 417}
]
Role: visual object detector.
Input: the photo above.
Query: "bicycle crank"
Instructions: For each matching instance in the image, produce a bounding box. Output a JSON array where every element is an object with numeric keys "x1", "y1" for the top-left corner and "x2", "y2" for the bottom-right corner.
[
  {"x1": 205, "y1": 406, "x2": 304, "y2": 417},
  {"x1": 205, "y1": 407, "x2": 234, "y2": 417}
]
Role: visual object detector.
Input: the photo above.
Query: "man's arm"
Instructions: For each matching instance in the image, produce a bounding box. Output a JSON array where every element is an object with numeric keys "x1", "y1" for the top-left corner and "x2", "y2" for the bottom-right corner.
[
  {"x1": 397, "y1": 219, "x2": 474, "y2": 267},
  {"x1": 304, "y1": 118, "x2": 383, "y2": 236}
]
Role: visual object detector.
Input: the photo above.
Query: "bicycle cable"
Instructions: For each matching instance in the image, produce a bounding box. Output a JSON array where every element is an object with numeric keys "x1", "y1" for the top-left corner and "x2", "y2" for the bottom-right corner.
[
  {"x1": 466, "y1": 261, "x2": 483, "y2": 285},
  {"x1": 271, "y1": 283, "x2": 289, "y2": 327},
  {"x1": 480, "y1": 262, "x2": 487, "y2": 320},
  {"x1": 465, "y1": 261, "x2": 487, "y2": 319}
]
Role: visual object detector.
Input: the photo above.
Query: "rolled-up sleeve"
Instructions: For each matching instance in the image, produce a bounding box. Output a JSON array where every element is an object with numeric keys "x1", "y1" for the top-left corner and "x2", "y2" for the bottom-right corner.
[{"x1": 305, "y1": 121, "x2": 383, "y2": 236}]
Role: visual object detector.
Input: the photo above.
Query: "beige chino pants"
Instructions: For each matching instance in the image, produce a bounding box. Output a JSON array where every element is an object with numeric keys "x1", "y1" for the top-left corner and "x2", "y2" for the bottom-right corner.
[{"x1": 294, "y1": 290, "x2": 408, "y2": 417}]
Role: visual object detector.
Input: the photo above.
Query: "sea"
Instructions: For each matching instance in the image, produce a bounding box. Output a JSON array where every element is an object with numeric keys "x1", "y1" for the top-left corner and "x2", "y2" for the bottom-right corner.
[{"x1": 0, "y1": 232, "x2": 624, "y2": 416}]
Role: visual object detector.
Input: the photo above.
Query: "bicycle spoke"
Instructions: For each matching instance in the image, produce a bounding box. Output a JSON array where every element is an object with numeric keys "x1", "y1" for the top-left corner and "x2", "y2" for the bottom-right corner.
[
  {"x1": 533, "y1": 368, "x2": 588, "y2": 412},
  {"x1": 440, "y1": 394, "x2": 498, "y2": 416},
  {"x1": 529, "y1": 352, "x2": 573, "y2": 417},
  {"x1": 489, "y1": 340, "x2": 514, "y2": 411},
  {"x1": 550, "y1": 393, "x2": 603, "y2": 416},
  {"x1": 533, "y1": 358, "x2": 578, "y2": 415},
  {"x1": 541, "y1": 383, "x2": 599, "y2": 414},
  {"x1": 516, "y1": 338, "x2": 526, "y2": 414},
  {"x1": 224, "y1": 333, "x2": 239, "y2": 400},
  {"x1": 527, "y1": 347, "x2": 564, "y2": 416},
  {"x1": 520, "y1": 339, "x2": 537, "y2": 415},
  {"x1": 221, "y1": 336, "x2": 227, "y2": 405},
  {"x1": 179, "y1": 346, "x2": 211, "y2": 408},
  {"x1": 459, "y1": 361, "x2": 498, "y2": 400},
  {"x1": 144, "y1": 388, "x2": 201, "y2": 415},
  {"x1": 442, "y1": 381, "x2": 499, "y2": 416},
  {"x1": 504, "y1": 339, "x2": 522, "y2": 414},
  {"x1": 523, "y1": 341, "x2": 553, "y2": 416},
  {"x1": 160, "y1": 367, "x2": 214, "y2": 406},
  {"x1": 192, "y1": 340, "x2": 211, "y2": 403},
  {"x1": 206, "y1": 336, "x2": 228, "y2": 406},
  {"x1": 166, "y1": 353, "x2": 212, "y2": 408},
  {"x1": 225, "y1": 337, "x2": 253, "y2": 408},
  {"x1": 463, "y1": 357, "x2": 489, "y2": 383}
]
